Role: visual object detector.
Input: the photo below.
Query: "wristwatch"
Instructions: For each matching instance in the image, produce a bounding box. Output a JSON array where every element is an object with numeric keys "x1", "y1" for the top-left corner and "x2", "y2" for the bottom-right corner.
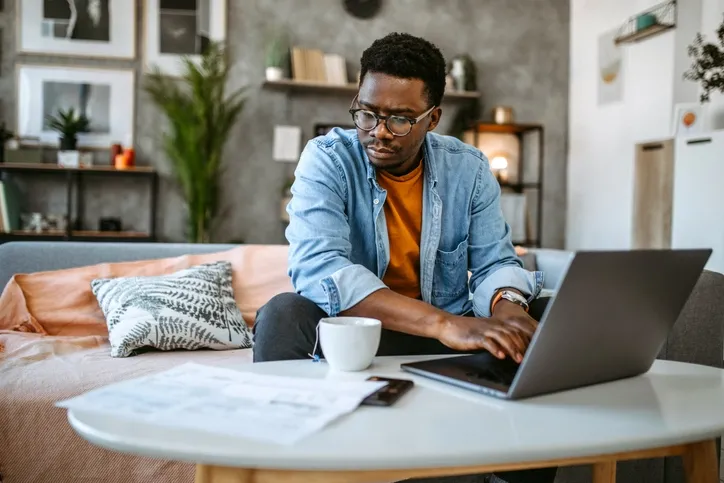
[{"x1": 492, "y1": 289, "x2": 530, "y2": 312}]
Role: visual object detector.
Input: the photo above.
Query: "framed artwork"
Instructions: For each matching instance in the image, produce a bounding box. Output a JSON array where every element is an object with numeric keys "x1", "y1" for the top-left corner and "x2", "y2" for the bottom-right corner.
[
  {"x1": 672, "y1": 103, "x2": 706, "y2": 136},
  {"x1": 143, "y1": 0, "x2": 228, "y2": 76},
  {"x1": 17, "y1": 0, "x2": 136, "y2": 58},
  {"x1": 16, "y1": 64, "x2": 135, "y2": 149}
]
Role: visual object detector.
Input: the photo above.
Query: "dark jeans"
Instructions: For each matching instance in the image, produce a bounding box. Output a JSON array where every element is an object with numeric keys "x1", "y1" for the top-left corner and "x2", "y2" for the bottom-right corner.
[{"x1": 252, "y1": 293, "x2": 557, "y2": 483}]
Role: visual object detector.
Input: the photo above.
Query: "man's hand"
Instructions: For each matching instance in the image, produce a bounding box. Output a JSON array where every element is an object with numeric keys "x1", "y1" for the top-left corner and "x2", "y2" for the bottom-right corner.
[
  {"x1": 436, "y1": 313, "x2": 534, "y2": 362},
  {"x1": 436, "y1": 299, "x2": 538, "y2": 362}
]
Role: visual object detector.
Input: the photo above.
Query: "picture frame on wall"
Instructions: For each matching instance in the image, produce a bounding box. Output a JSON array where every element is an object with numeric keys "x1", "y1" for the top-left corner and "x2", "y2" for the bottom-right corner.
[
  {"x1": 16, "y1": 64, "x2": 135, "y2": 149},
  {"x1": 143, "y1": 0, "x2": 228, "y2": 76},
  {"x1": 17, "y1": 0, "x2": 136, "y2": 59}
]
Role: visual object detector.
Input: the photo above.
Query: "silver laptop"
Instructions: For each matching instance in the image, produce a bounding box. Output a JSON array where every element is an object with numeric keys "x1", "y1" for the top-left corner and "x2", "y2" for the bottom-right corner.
[{"x1": 401, "y1": 249, "x2": 712, "y2": 400}]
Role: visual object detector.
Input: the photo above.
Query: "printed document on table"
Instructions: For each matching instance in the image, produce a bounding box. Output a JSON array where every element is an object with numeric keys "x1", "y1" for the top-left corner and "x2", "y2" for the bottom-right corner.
[{"x1": 56, "y1": 362, "x2": 386, "y2": 445}]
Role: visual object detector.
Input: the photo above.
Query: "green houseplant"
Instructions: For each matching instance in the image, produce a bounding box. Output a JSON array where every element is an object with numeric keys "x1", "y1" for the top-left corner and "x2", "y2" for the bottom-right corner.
[
  {"x1": 683, "y1": 15, "x2": 724, "y2": 103},
  {"x1": 265, "y1": 31, "x2": 288, "y2": 81},
  {"x1": 144, "y1": 40, "x2": 247, "y2": 244},
  {"x1": 45, "y1": 107, "x2": 90, "y2": 150}
]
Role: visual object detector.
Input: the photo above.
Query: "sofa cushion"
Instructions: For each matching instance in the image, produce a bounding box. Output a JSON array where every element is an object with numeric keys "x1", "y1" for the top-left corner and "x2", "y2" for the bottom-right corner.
[
  {"x1": 0, "y1": 245, "x2": 293, "y2": 337},
  {"x1": 0, "y1": 330, "x2": 252, "y2": 483},
  {"x1": 91, "y1": 261, "x2": 252, "y2": 358}
]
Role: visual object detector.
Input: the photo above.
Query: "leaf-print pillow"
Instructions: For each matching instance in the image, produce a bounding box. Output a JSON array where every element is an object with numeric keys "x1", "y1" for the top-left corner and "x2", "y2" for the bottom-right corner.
[{"x1": 91, "y1": 261, "x2": 252, "y2": 358}]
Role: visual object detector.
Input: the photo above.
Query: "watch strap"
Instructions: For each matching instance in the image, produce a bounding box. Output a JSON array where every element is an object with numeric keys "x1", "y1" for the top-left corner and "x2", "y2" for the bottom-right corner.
[{"x1": 491, "y1": 289, "x2": 530, "y2": 314}]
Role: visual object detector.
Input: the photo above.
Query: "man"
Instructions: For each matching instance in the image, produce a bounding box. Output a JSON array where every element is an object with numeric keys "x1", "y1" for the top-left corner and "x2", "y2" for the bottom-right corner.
[{"x1": 253, "y1": 32, "x2": 555, "y2": 483}]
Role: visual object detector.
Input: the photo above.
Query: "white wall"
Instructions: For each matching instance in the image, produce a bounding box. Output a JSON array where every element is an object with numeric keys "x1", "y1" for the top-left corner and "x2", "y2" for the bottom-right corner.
[
  {"x1": 567, "y1": 0, "x2": 676, "y2": 250},
  {"x1": 567, "y1": 0, "x2": 724, "y2": 250}
]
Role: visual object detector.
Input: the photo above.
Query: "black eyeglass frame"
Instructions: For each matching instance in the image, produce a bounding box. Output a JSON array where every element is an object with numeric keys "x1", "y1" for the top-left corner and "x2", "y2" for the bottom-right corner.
[{"x1": 348, "y1": 94, "x2": 436, "y2": 137}]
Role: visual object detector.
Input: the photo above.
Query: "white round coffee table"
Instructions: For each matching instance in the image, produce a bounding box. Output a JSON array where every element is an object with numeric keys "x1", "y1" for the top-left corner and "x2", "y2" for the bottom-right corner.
[{"x1": 66, "y1": 355, "x2": 724, "y2": 483}]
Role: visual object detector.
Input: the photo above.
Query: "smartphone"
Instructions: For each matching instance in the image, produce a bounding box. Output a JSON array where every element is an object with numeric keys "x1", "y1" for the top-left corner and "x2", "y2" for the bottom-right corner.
[{"x1": 361, "y1": 376, "x2": 414, "y2": 406}]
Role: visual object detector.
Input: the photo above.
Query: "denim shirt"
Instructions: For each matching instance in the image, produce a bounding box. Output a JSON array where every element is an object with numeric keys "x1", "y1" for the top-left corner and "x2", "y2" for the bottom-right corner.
[{"x1": 285, "y1": 128, "x2": 543, "y2": 318}]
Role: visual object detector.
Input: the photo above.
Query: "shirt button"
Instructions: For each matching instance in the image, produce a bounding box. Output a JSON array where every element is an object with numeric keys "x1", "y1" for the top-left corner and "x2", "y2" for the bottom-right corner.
[{"x1": 373, "y1": 199, "x2": 379, "y2": 204}]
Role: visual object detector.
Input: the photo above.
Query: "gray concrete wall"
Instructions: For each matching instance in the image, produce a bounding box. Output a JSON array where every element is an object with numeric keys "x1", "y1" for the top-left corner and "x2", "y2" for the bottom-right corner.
[{"x1": 0, "y1": 0, "x2": 569, "y2": 247}]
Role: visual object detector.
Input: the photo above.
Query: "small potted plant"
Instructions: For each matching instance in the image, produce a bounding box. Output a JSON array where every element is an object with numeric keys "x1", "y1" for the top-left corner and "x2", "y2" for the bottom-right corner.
[
  {"x1": 45, "y1": 107, "x2": 90, "y2": 151},
  {"x1": 0, "y1": 122, "x2": 14, "y2": 164},
  {"x1": 265, "y1": 32, "x2": 288, "y2": 81}
]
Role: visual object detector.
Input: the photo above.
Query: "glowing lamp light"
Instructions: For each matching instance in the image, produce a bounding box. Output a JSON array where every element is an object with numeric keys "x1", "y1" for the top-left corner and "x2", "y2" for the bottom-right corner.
[
  {"x1": 491, "y1": 156, "x2": 508, "y2": 170},
  {"x1": 490, "y1": 154, "x2": 509, "y2": 183}
]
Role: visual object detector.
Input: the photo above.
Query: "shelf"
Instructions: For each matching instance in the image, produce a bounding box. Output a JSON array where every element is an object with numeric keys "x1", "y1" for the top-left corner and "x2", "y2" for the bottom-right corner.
[
  {"x1": 615, "y1": 23, "x2": 675, "y2": 44},
  {"x1": 474, "y1": 123, "x2": 544, "y2": 134},
  {"x1": 0, "y1": 230, "x2": 154, "y2": 242},
  {"x1": 262, "y1": 79, "x2": 481, "y2": 100},
  {"x1": 614, "y1": 0, "x2": 676, "y2": 45},
  {"x1": 0, "y1": 163, "x2": 156, "y2": 176},
  {"x1": 500, "y1": 182, "x2": 541, "y2": 190}
]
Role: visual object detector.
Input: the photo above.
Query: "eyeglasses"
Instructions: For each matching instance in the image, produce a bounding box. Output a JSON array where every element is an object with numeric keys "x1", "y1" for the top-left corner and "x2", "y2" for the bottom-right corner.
[{"x1": 348, "y1": 95, "x2": 436, "y2": 136}]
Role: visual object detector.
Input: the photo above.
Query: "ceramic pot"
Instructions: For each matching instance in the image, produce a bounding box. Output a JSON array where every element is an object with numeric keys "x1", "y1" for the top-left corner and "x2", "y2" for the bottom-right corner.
[{"x1": 266, "y1": 67, "x2": 284, "y2": 81}]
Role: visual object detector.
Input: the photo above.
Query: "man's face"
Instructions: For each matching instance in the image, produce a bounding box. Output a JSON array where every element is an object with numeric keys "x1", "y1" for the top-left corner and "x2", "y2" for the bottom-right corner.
[{"x1": 353, "y1": 72, "x2": 441, "y2": 175}]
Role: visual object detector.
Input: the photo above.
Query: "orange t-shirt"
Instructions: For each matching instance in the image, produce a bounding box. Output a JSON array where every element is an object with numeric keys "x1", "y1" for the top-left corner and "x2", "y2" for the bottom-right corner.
[{"x1": 377, "y1": 161, "x2": 424, "y2": 299}]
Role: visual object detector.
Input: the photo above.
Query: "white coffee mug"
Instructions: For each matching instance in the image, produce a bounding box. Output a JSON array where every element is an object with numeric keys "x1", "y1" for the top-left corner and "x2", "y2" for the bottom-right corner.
[{"x1": 319, "y1": 317, "x2": 382, "y2": 372}]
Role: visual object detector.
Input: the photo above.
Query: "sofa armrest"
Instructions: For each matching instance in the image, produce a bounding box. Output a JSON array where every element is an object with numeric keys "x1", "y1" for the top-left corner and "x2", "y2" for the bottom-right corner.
[
  {"x1": 662, "y1": 269, "x2": 724, "y2": 367},
  {"x1": 528, "y1": 248, "x2": 574, "y2": 291}
]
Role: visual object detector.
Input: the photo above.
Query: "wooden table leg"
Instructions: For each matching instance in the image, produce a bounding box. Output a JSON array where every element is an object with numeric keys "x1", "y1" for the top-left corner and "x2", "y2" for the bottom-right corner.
[
  {"x1": 195, "y1": 465, "x2": 253, "y2": 483},
  {"x1": 592, "y1": 462, "x2": 616, "y2": 483},
  {"x1": 681, "y1": 439, "x2": 719, "y2": 483}
]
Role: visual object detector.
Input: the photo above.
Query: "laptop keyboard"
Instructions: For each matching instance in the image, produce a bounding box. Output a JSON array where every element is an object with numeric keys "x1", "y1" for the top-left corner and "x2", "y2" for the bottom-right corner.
[{"x1": 456, "y1": 353, "x2": 520, "y2": 387}]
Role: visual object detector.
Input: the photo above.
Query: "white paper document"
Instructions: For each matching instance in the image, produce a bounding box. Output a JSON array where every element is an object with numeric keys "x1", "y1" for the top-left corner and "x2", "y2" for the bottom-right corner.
[{"x1": 56, "y1": 362, "x2": 386, "y2": 445}]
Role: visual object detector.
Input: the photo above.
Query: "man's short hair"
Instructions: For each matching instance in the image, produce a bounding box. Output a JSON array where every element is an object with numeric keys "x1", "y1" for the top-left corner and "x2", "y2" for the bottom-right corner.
[{"x1": 359, "y1": 32, "x2": 447, "y2": 108}]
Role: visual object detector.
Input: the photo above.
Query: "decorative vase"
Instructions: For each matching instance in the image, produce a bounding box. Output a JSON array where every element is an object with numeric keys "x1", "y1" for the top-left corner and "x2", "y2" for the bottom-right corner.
[
  {"x1": 266, "y1": 66, "x2": 284, "y2": 81},
  {"x1": 636, "y1": 13, "x2": 657, "y2": 31},
  {"x1": 492, "y1": 106, "x2": 514, "y2": 124},
  {"x1": 451, "y1": 58, "x2": 466, "y2": 91},
  {"x1": 60, "y1": 136, "x2": 77, "y2": 151}
]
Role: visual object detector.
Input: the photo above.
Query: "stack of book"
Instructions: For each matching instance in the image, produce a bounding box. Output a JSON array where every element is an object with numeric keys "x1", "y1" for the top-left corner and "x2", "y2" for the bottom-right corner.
[{"x1": 290, "y1": 47, "x2": 348, "y2": 85}]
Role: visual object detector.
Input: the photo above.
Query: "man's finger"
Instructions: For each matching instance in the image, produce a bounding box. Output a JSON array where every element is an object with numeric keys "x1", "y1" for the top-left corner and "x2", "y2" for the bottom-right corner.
[
  {"x1": 487, "y1": 330, "x2": 520, "y2": 361},
  {"x1": 497, "y1": 327, "x2": 527, "y2": 356},
  {"x1": 482, "y1": 338, "x2": 505, "y2": 359}
]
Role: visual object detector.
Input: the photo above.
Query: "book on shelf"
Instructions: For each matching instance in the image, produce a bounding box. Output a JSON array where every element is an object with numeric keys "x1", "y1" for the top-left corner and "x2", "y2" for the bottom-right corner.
[
  {"x1": 290, "y1": 46, "x2": 348, "y2": 85},
  {"x1": 0, "y1": 179, "x2": 20, "y2": 233}
]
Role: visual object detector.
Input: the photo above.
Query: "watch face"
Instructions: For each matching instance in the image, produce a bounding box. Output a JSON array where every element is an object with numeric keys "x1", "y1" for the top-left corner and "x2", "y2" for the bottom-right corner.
[{"x1": 343, "y1": 0, "x2": 383, "y2": 19}]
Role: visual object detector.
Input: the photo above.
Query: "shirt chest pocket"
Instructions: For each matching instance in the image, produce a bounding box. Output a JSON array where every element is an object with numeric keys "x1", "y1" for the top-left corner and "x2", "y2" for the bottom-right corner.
[{"x1": 432, "y1": 237, "x2": 469, "y2": 298}]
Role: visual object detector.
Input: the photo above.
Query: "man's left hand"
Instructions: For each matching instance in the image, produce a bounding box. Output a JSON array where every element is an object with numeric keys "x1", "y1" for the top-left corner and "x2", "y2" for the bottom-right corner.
[{"x1": 490, "y1": 299, "x2": 538, "y2": 363}]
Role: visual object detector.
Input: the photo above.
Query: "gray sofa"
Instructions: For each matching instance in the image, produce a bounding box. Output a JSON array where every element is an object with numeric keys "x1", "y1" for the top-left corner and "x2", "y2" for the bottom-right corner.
[{"x1": 0, "y1": 241, "x2": 722, "y2": 483}]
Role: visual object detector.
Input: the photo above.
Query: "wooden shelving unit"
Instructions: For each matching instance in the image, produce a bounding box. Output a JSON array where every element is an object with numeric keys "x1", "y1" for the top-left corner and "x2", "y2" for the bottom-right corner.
[
  {"x1": 0, "y1": 163, "x2": 156, "y2": 175},
  {"x1": 0, "y1": 163, "x2": 159, "y2": 244},
  {"x1": 471, "y1": 123, "x2": 545, "y2": 248},
  {"x1": 262, "y1": 79, "x2": 481, "y2": 100}
]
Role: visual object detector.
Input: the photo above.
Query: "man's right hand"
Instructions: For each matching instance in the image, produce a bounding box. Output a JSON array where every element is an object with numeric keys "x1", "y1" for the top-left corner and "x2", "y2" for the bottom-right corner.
[{"x1": 436, "y1": 315, "x2": 534, "y2": 362}]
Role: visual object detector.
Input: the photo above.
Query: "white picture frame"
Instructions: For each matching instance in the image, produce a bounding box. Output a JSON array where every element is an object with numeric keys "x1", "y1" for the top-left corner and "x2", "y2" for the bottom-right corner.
[
  {"x1": 143, "y1": 0, "x2": 227, "y2": 76},
  {"x1": 17, "y1": 0, "x2": 136, "y2": 59},
  {"x1": 16, "y1": 64, "x2": 135, "y2": 149},
  {"x1": 672, "y1": 102, "x2": 706, "y2": 137}
]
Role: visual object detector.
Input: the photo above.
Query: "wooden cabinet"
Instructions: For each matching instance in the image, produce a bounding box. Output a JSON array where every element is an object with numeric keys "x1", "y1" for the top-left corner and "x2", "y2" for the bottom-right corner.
[{"x1": 633, "y1": 130, "x2": 724, "y2": 274}]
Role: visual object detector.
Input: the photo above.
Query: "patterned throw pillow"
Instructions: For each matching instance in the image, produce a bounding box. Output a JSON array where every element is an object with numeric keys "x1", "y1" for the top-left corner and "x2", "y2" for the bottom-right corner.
[{"x1": 91, "y1": 261, "x2": 252, "y2": 358}]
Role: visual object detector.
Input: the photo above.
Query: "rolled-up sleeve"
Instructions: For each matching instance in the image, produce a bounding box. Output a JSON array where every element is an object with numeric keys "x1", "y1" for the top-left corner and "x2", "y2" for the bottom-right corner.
[
  {"x1": 285, "y1": 141, "x2": 387, "y2": 316},
  {"x1": 467, "y1": 160, "x2": 544, "y2": 317}
]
